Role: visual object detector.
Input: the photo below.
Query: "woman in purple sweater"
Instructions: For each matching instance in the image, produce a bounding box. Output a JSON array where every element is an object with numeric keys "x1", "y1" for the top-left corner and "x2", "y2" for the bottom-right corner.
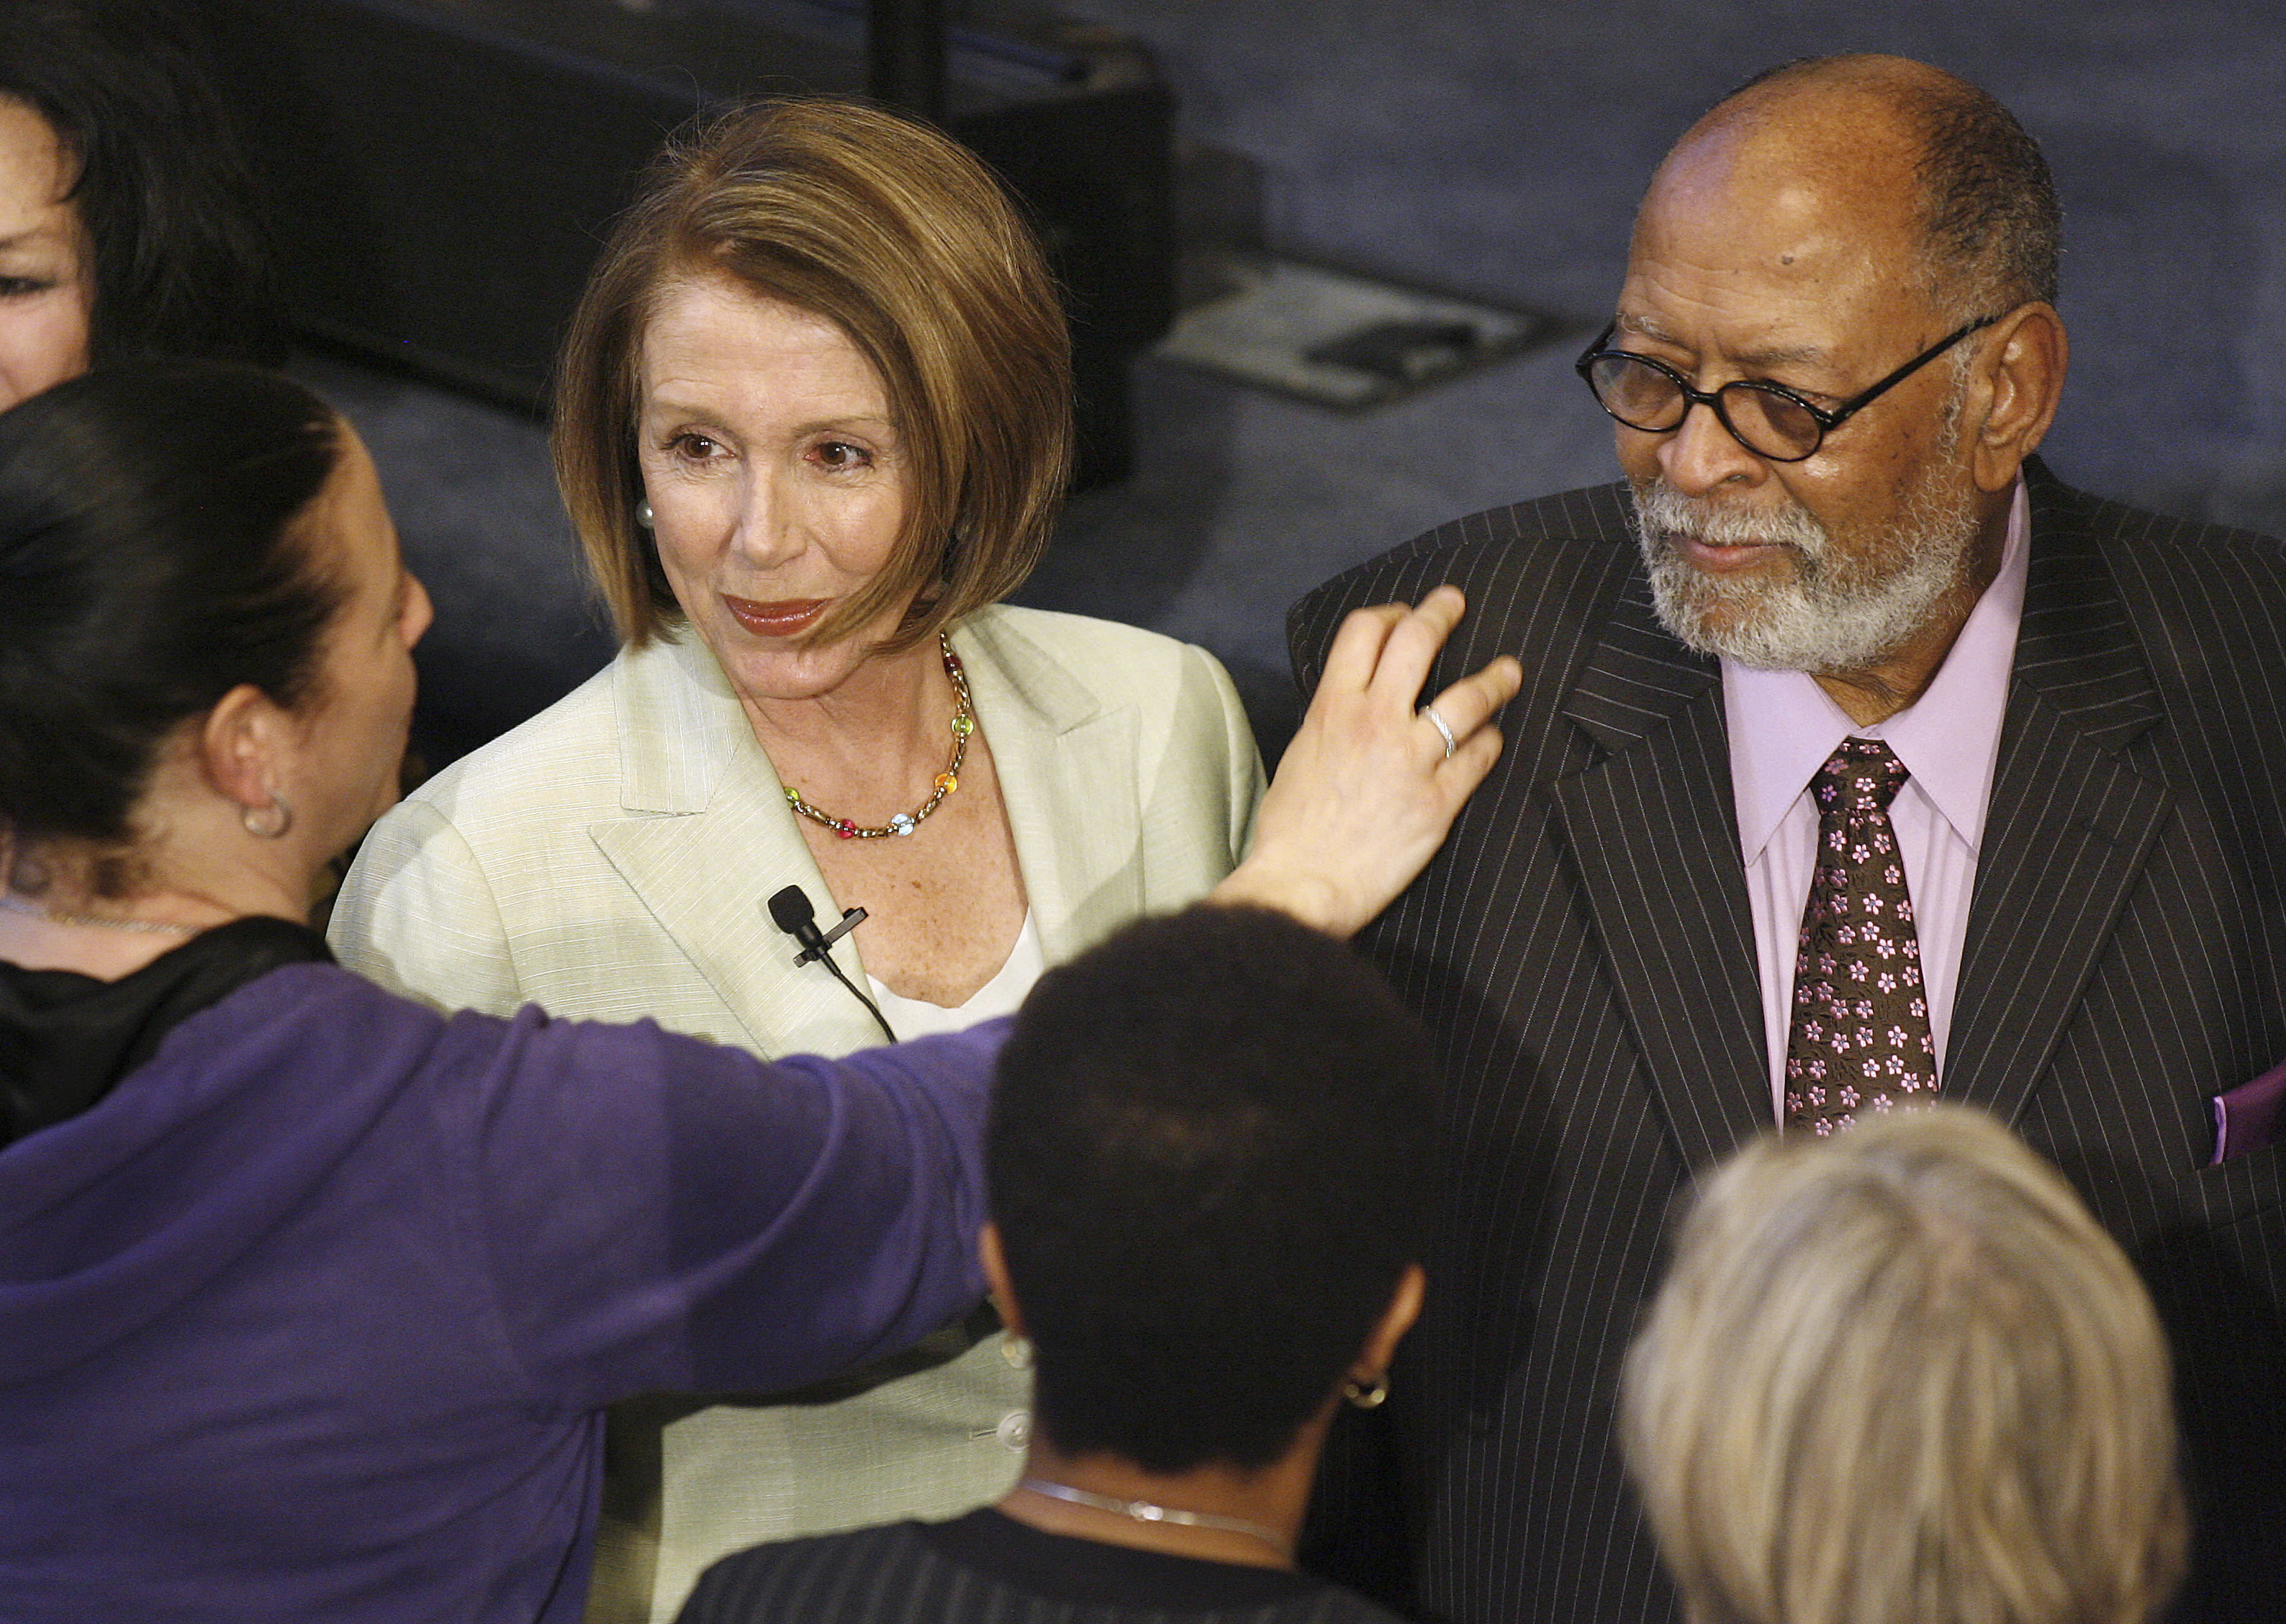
[{"x1": 0, "y1": 363, "x2": 1517, "y2": 1623}]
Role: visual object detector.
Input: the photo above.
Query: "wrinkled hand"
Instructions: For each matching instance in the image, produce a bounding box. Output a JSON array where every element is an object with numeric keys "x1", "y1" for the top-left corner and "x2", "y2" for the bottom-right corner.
[{"x1": 1211, "y1": 586, "x2": 1522, "y2": 938}]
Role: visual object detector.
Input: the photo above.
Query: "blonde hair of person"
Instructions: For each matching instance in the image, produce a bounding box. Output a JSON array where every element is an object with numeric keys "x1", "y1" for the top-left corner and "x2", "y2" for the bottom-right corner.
[
  {"x1": 553, "y1": 96, "x2": 1072, "y2": 655},
  {"x1": 1619, "y1": 1104, "x2": 2186, "y2": 1624}
]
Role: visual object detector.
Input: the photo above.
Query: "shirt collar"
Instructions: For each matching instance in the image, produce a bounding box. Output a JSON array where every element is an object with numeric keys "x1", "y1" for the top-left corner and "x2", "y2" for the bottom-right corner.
[{"x1": 1725, "y1": 478, "x2": 2030, "y2": 862}]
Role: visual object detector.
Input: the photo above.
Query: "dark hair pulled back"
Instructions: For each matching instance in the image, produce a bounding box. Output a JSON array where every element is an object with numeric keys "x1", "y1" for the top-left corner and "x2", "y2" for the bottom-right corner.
[{"x1": 0, "y1": 363, "x2": 343, "y2": 870}]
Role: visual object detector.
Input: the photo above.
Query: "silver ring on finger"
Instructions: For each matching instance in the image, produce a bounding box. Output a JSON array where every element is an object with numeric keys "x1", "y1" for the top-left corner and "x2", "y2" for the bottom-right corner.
[{"x1": 1420, "y1": 704, "x2": 1457, "y2": 759}]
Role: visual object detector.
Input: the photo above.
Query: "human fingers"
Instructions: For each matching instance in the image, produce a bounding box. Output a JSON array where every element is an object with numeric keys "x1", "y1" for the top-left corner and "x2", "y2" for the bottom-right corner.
[
  {"x1": 1314, "y1": 600, "x2": 1413, "y2": 696},
  {"x1": 1219, "y1": 703, "x2": 1504, "y2": 939},
  {"x1": 1433, "y1": 710, "x2": 1505, "y2": 805},
  {"x1": 1216, "y1": 624, "x2": 1515, "y2": 939},
  {"x1": 1363, "y1": 585, "x2": 1468, "y2": 710},
  {"x1": 1393, "y1": 698, "x2": 1511, "y2": 821},
  {"x1": 1419, "y1": 654, "x2": 1523, "y2": 762}
]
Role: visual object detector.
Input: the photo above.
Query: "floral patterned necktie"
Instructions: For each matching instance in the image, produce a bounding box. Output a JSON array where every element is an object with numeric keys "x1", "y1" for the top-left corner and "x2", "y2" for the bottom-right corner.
[{"x1": 1784, "y1": 739, "x2": 1938, "y2": 1135}]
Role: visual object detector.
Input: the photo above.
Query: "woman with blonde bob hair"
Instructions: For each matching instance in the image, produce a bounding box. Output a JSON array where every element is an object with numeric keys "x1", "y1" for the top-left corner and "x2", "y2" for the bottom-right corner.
[
  {"x1": 1619, "y1": 1105, "x2": 2186, "y2": 1624},
  {"x1": 333, "y1": 96, "x2": 1517, "y2": 1623}
]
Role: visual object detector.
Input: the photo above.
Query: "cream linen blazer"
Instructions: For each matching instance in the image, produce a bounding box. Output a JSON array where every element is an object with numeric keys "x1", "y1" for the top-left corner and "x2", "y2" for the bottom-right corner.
[{"x1": 330, "y1": 603, "x2": 1264, "y2": 1621}]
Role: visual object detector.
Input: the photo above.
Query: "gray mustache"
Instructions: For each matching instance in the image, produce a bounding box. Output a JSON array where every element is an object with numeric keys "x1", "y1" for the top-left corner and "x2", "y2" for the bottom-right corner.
[{"x1": 1633, "y1": 482, "x2": 1828, "y2": 554}]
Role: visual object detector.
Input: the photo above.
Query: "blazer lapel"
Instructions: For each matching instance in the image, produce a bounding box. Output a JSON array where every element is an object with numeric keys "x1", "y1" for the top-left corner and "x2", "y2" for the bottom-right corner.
[
  {"x1": 1547, "y1": 570, "x2": 1771, "y2": 1171},
  {"x1": 954, "y1": 611, "x2": 1144, "y2": 965},
  {"x1": 1945, "y1": 469, "x2": 2172, "y2": 1124},
  {"x1": 586, "y1": 634, "x2": 886, "y2": 1059}
]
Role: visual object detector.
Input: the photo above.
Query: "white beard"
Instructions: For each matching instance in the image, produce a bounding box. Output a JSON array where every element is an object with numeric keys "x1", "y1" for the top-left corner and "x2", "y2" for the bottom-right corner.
[{"x1": 1627, "y1": 466, "x2": 1982, "y2": 674}]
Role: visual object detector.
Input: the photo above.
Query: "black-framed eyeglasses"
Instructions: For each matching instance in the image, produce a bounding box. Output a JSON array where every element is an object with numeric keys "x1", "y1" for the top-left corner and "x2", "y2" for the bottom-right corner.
[{"x1": 1573, "y1": 314, "x2": 1999, "y2": 462}]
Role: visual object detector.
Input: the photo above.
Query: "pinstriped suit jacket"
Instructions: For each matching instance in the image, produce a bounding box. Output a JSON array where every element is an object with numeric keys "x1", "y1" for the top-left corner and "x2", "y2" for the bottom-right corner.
[{"x1": 1289, "y1": 461, "x2": 2286, "y2": 1624}]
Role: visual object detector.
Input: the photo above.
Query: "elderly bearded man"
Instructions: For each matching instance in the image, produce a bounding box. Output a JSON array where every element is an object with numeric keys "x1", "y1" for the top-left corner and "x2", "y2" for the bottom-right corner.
[{"x1": 1292, "y1": 53, "x2": 2286, "y2": 1624}]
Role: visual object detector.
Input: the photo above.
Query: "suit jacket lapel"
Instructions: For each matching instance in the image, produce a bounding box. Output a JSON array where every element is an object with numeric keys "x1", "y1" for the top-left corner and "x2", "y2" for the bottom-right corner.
[
  {"x1": 1946, "y1": 468, "x2": 2172, "y2": 1123},
  {"x1": 586, "y1": 634, "x2": 886, "y2": 1058},
  {"x1": 1548, "y1": 568, "x2": 1771, "y2": 1171},
  {"x1": 954, "y1": 611, "x2": 1144, "y2": 965}
]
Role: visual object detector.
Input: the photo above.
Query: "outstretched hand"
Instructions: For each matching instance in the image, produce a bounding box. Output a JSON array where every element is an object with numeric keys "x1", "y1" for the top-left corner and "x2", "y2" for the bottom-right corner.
[{"x1": 1211, "y1": 586, "x2": 1522, "y2": 938}]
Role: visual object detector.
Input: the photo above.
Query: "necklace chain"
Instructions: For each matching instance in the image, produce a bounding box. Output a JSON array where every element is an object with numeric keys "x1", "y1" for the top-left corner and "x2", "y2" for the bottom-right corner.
[
  {"x1": 783, "y1": 632, "x2": 973, "y2": 840},
  {"x1": 1015, "y1": 1476, "x2": 1294, "y2": 1560},
  {"x1": 0, "y1": 892, "x2": 203, "y2": 937}
]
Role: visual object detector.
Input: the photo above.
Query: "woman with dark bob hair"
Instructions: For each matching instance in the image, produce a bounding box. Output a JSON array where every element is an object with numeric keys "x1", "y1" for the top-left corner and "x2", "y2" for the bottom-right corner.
[
  {"x1": 0, "y1": 0, "x2": 281, "y2": 407},
  {"x1": 330, "y1": 96, "x2": 1466, "y2": 1619},
  {"x1": 0, "y1": 361, "x2": 1516, "y2": 1622}
]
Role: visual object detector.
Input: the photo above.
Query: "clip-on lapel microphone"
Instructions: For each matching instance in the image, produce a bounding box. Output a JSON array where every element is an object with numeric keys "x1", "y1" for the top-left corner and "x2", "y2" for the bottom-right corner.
[{"x1": 768, "y1": 885, "x2": 898, "y2": 1044}]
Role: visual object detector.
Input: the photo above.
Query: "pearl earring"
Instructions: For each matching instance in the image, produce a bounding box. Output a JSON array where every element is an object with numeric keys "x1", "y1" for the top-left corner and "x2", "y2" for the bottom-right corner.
[
  {"x1": 636, "y1": 500, "x2": 654, "y2": 528},
  {"x1": 242, "y1": 796, "x2": 294, "y2": 839}
]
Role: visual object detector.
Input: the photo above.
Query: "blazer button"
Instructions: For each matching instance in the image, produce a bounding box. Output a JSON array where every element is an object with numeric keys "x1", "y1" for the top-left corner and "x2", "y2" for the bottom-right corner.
[{"x1": 996, "y1": 1410, "x2": 1031, "y2": 1451}]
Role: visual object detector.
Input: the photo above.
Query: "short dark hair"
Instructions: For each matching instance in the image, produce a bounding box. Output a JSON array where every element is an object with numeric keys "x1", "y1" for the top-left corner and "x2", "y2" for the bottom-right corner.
[
  {"x1": 0, "y1": 0, "x2": 285, "y2": 368},
  {"x1": 0, "y1": 362, "x2": 343, "y2": 888},
  {"x1": 1720, "y1": 55, "x2": 2061, "y2": 317},
  {"x1": 1905, "y1": 75, "x2": 2060, "y2": 315},
  {"x1": 987, "y1": 905, "x2": 1438, "y2": 1473}
]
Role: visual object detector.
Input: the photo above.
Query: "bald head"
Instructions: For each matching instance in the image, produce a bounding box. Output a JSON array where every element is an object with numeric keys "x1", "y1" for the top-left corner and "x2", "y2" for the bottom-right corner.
[{"x1": 1648, "y1": 55, "x2": 2059, "y2": 323}]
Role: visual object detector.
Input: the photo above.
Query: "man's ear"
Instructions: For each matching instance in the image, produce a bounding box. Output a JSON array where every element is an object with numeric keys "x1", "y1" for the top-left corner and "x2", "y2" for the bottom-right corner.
[
  {"x1": 196, "y1": 682, "x2": 286, "y2": 814},
  {"x1": 1968, "y1": 301, "x2": 2068, "y2": 493},
  {"x1": 979, "y1": 1222, "x2": 1028, "y2": 1340}
]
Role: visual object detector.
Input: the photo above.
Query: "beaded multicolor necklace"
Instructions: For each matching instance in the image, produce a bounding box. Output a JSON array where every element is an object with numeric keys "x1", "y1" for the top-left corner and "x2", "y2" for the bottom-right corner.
[{"x1": 783, "y1": 631, "x2": 974, "y2": 840}]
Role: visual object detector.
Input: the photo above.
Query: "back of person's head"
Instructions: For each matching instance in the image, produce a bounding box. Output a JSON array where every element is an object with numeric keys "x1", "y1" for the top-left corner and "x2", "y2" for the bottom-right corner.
[
  {"x1": 0, "y1": 361, "x2": 341, "y2": 884},
  {"x1": 0, "y1": 0, "x2": 283, "y2": 369},
  {"x1": 1620, "y1": 1105, "x2": 2185, "y2": 1624},
  {"x1": 988, "y1": 903, "x2": 1437, "y2": 1473}
]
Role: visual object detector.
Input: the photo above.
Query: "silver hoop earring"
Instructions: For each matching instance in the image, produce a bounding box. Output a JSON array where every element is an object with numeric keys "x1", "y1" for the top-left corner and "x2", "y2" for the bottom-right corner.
[
  {"x1": 1342, "y1": 1373, "x2": 1389, "y2": 1409},
  {"x1": 636, "y1": 499, "x2": 654, "y2": 528},
  {"x1": 242, "y1": 796, "x2": 293, "y2": 839}
]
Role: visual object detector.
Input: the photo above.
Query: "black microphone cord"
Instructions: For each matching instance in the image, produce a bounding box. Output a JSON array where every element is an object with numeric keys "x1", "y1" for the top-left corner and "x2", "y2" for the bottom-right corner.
[
  {"x1": 767, "y1": 885, "x2": 898, "y2": 1045},
  {"x1": 816, "y1": 946, "x2": 898, "y2": 1046}
]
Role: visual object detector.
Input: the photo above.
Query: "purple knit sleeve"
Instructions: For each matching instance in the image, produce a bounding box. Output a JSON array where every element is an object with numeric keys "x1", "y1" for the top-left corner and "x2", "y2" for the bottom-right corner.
[{"x1": 430, "y1": 1009, "x2": 1008, "y2": 1415}]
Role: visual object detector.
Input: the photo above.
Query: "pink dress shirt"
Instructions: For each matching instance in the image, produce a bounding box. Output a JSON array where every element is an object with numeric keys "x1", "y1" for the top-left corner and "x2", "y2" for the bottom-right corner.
[{"x1": 1725, "y1": 481, "x2": 2030, "y2": 1122}]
